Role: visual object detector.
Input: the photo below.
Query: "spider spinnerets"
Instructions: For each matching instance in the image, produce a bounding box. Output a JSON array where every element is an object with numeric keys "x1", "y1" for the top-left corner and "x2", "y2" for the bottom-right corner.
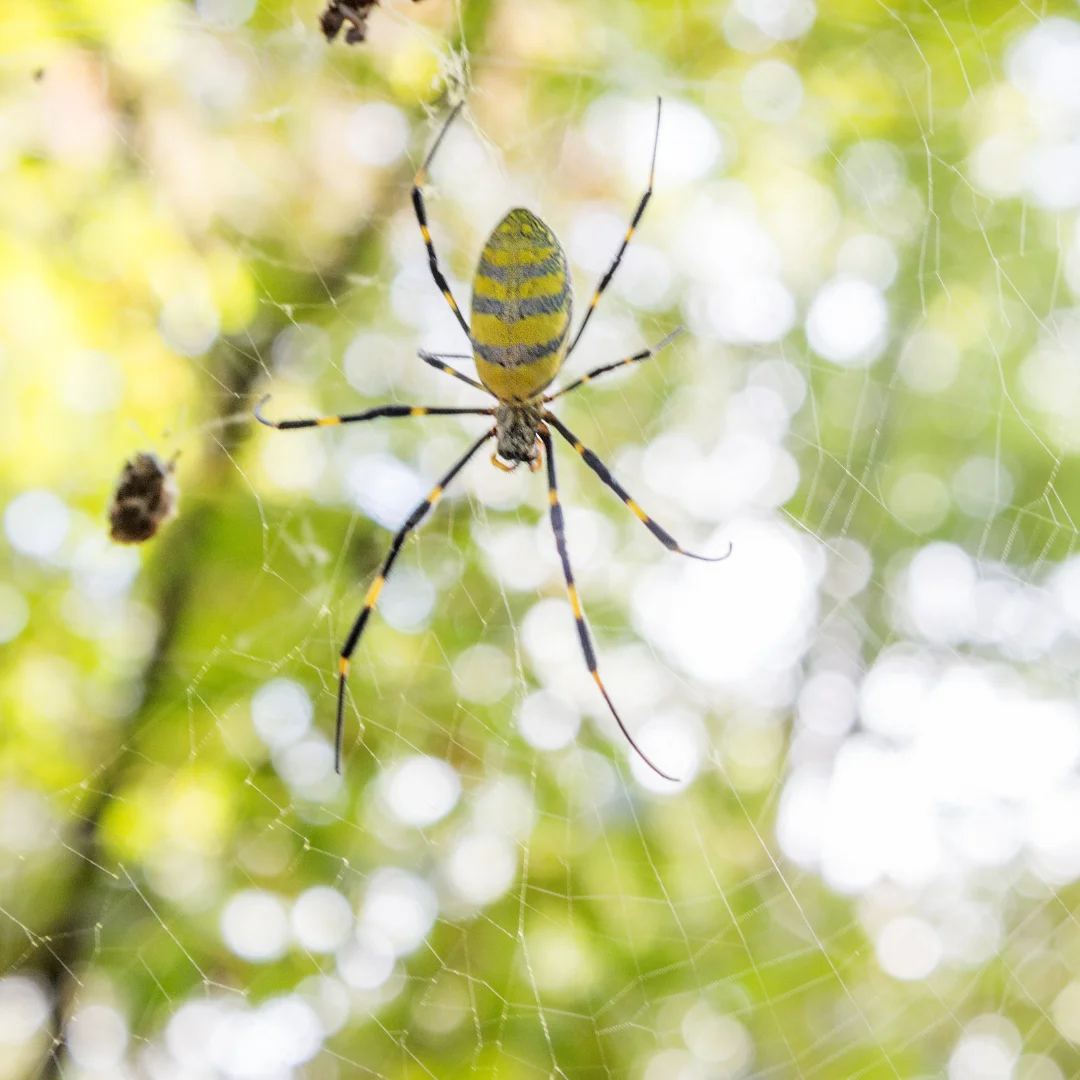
[{"x1": 256, "y1": 98, "x2": 729, "y2": 781}]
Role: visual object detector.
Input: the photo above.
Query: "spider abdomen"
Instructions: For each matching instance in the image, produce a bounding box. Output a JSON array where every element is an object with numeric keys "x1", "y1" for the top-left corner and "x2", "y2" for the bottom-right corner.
[{"x1": 471, "y1": 208, "x2": 572, "y2": 402}]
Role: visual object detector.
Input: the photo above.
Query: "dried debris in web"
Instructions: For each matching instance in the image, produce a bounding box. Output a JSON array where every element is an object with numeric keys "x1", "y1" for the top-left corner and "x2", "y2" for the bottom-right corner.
[
  {"x1": 319, "y1": 0, "x2": 426, "y2": 45},
  {"x1": 108, "y1": 452, "x2": 179, "y2": 544}
]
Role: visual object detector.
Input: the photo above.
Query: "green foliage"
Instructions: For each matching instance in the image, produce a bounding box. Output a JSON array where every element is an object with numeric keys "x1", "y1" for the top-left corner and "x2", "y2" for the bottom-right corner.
[{"x1": 3, "y1": 0, "x2": 1080, "y2": 1077}]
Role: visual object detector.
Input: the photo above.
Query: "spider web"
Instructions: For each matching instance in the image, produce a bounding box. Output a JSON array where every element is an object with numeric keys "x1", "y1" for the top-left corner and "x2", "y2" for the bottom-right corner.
[{"x1": 4, "y1": 0, "x2": 1080, "y2": 1077}]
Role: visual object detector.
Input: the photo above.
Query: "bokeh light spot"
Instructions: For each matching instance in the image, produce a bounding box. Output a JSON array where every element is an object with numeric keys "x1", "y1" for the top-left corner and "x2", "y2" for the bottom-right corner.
[
  {"x1": 446, "y1": 831, "x2": 518, "y2": 905},
  {"x1": 806, "y1": 276, "x2": 888, "y2": 367},
  {"x1": 380, "y1": 755, "x2": 461, "y2": 828},
  {"x1": 517, "y1": 689, "x2": 581, "y2": 752},
  {"x1": 0, "y1": 977, "x2": 49, "y2": 1046},
  {"x1": 67, "y1": 1004, "x2": 128, "y2": 1069},
  {"x1": 742, "y1": 59, "x2": 803, "y2": 122},
  {"x1": 251, "y1": 679, "x2": 313, "y2": 750},
  {"x1": 4, "y1": 490, "x2": 70, "y2": 559},
  {"x1": 347, "y1": 102, "x2": 410, "y2": 168},
  {"x1": 220, "y1": 890, "x2": 289, "y2": 962},
  {"x1": 360, "y1": 868, "x2": 437, "y2": 956},
  {"x1": 453, "y1": 643, "x2": 513, "y2": 704},
  {"x1": 876, "y1": 916, "x2": 942, "y2": 980}
]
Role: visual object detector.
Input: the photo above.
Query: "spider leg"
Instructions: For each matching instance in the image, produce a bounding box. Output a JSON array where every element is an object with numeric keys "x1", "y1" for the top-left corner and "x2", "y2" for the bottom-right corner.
[
  {"x1": 539, "y1": 428, "x2": 677, "y2": 781},
  {"x1": 544, "y1": 328, "x2": 683, "y2": 402},
  {"x1": 334, "y1": 428, "x2": 494, "y2": 772},
  {"x1": 255, "y1": 395, "x2": 492, "y2": 430},
  {"x1": 418, "y1": 350, "x2": 487, "y2": 393},
  {"x1": 413, "y1": 104, "x2": 472, "y2": 341},
  {"x1": 564, "y1": 97, "x2": 662, "y2": 360},
  {"x1": 545, "y1": 413, "x2": 731, "y2": 563}
]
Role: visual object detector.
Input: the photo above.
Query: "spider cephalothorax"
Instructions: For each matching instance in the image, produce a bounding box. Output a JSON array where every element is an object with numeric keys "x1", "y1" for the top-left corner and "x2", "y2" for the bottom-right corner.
[
  {"x1": 255, "y1": 99, "x2": 730, "y2": 781},
  {"x1": 493, "y1": 401, "x2": 545, "y2": 468}
]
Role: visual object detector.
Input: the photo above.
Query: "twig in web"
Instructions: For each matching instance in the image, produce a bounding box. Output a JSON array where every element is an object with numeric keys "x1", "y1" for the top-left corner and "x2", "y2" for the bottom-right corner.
[
  {"x1": 34, "y1": 145, "x2": 450, "y2": 1080},
  {"x1": 36, "y1": 349, "x2": 261, "y2": 1080},
  {"x1": 319, "y1": 0, "x2": 427, "y2": 45}
]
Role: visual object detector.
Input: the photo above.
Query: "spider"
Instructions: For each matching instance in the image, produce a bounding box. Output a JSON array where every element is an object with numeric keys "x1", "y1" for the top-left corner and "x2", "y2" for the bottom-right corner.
[{"x1": 256, "y1": 99, "x2": 728, "y2": 780}]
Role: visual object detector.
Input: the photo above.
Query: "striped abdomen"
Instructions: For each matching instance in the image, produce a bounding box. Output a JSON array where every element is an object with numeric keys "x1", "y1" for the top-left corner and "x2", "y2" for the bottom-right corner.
[{"x1": 471, "y1": 208, "x2": 572, "y2": 402}]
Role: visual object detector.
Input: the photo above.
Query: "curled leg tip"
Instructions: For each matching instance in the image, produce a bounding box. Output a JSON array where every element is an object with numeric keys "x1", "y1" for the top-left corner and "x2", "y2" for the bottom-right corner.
[
  {"x1": 254, "y1": 394, "x2": 275, "y2": 427},
  {"x1": 637, "y1": 754, "x2": 680, "y2": 783},
  {"x1": 593, "y1": 672, "x2": 680, "y2": 782},
  {"x1": 681, "y1": 541, "x2": 733, "y2": 563}
]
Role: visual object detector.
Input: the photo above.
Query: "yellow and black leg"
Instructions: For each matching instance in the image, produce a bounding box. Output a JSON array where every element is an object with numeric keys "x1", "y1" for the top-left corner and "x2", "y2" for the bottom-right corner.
[
  {"x1": 412, "y1": 103, "x2": 472, "y2": 340},
  {"x1": 539, "y1": 429, "x2": 676, "y2": 781},
  {"x1": 544, "y1": 328, "x2": 684, "y2": 402},
  {"x1": 334, "y1": 428, "x2": 494, "y2": 772},
  {"x1": 564, "y1": 97, "x2": 662, "y2": 359},
  {"x1": 255, "y1": 395, "x2": 492, "y2": 430},
  {"x1": 417, "y1": 350, "x2": 487, "y2": 393},
  {"x1": 544, "y1": 413, "x2": 731, "y2": 563}
]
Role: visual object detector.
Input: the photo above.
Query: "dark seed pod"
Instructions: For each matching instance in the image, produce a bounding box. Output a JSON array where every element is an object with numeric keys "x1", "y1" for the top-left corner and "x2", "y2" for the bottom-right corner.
[
  {"x1": 319, "y1": 3, "x2": 345, "y2": 41},
  {"x1": 318, "y1": 0, "x2": 426, "y2": 46},
  {"x1": 108, "y1": 453, "x2": 179, "y2": 545}
]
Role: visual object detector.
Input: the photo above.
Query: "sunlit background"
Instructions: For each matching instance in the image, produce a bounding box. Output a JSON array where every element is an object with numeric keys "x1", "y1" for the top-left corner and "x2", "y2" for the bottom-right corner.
[{"x1": 5, "y1": 0, "x2": 1080, "y2": 1076}]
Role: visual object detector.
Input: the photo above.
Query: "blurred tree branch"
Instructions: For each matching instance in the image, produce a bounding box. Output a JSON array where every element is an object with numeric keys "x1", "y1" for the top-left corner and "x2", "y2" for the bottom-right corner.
[{"x1": 34, "y1": 67, "x2": 492, "y2": 1074}]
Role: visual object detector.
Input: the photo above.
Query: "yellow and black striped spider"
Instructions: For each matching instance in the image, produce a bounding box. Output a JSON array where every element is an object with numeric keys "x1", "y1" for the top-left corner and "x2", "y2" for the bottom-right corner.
[{"x1": 256, "y1": 99, "x2": 727, "y2": 780}]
